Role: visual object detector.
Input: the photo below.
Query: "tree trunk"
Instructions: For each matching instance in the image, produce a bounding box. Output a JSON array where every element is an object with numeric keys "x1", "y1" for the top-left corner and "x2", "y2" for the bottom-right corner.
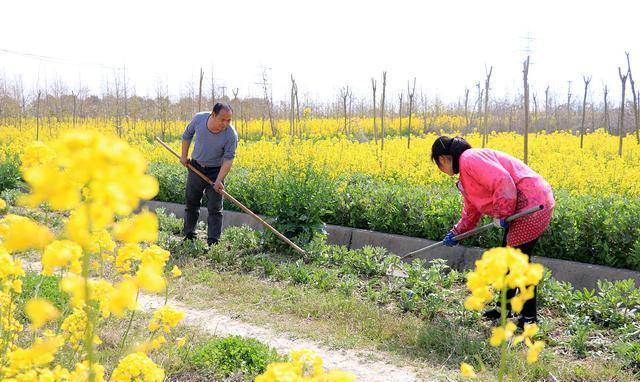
[
  {"x1": 544, "y1": 86, "x2": 550, "y2": 132},
  {"x1": 580, "y1": 76, "x2": 591, "y2": 148},
  {"x1": 381, "y1": 71, "x2": 387, "y2": 150},
  {"x1": 482, "y1": 67, "x2": 493, "y2": 147},
  {"x1": 372, "y1": 78, "x2": 377, "y2": 144},
  {"x1": 523, "y1": 57, "x2": 530, "y2": 164},
  {"x1": 198, "y1": 67, "x2": 204, "y2": 112},
  {"x1": 463, "y1": 87, "x2": 470, "y2": 133},
  {"x1": 407, "y1": 78, "x2": 416, "y2": 149},
  {"x1": 604, "y1": 85, "x2": 611, "y2": 134},
  {"x1": 626, "y1": 52, "x2": 639, "y2": 143},
  {"x1": 618, "y1": 67, "x2": 628, "y2": 157}
]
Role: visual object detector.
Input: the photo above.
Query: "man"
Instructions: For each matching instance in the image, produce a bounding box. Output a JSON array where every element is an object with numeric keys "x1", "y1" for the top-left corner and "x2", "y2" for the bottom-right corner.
[{"x1": 180, "y1": 102, "x2": 238, "y2": 246}]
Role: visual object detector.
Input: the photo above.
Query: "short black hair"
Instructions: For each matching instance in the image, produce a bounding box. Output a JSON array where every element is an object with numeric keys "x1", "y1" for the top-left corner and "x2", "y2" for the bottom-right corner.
[
  {"x1": 212, "y1": 102, "x2": 233, "y2": 115},
  {"x1": 430, "y1": 136, "x2": 472, "y2": 174}
]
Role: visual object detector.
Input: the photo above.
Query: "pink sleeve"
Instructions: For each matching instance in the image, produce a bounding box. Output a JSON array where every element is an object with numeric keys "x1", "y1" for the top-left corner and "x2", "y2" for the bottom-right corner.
[
  {"x1": 452, "y1": 194, "x2": 482, "y2": 234},
  {"x1": 465, "y1": 153, "x2": 517, "y2": 219}
]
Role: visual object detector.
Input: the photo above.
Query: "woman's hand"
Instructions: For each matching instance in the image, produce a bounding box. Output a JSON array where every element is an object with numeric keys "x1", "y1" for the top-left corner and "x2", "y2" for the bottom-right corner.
[
  {"x1": 443, "y1": 231, "x2": 459, "y2": 247},
  {"x1": 492, "y1": 218, "x2": 509, "y2": 229}
]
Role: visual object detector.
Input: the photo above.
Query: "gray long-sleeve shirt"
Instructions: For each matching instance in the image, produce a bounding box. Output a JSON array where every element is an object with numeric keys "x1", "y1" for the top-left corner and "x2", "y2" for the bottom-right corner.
[{"x1": 182, "y1": 112, "x2": 238, "y2": 167}]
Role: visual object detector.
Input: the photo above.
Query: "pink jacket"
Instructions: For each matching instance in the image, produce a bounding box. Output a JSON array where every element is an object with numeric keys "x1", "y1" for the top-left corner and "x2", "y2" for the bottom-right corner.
[{"x1": 452, "y1": 148, "x2": 555, "y2": 243}]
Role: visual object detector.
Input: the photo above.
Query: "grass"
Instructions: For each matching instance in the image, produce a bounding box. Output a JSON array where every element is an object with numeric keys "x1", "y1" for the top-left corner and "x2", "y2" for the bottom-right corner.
[{"x1": 171, "y1": 259, "x2": 639, "y2": 382}]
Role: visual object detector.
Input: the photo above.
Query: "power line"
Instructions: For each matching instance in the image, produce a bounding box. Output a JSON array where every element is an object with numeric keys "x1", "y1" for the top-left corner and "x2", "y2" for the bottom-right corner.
[{"x1": 0, "y1": 47, "x2": 120, "y2": 70}]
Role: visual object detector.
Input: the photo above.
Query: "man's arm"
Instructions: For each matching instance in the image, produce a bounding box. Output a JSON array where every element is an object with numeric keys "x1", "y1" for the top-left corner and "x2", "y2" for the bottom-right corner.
[
  {"x1": 213, "y1": 159, "x2": 233, "y2": 193},
  {"x1": 180, "y1": 139, "x2": 191, "y2": 167}
]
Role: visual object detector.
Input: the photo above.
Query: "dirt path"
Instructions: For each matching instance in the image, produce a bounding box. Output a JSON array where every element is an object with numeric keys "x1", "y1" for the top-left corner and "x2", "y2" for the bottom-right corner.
[
  {"x1": 137, "y1": 293, "x2": 434, "y2": 382},
  {"x1": 23, "y1": 260, "x2": 439, "y2": 381}
]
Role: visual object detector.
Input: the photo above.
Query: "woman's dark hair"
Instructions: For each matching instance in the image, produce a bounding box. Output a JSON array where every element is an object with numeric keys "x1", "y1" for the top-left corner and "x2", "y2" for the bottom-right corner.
[
  {"x1": 430, "y1": 136, "x2": 472, "y2": 174},
  {"x1": 212, "y1": 102, "x2": 233, "y2": 115}
]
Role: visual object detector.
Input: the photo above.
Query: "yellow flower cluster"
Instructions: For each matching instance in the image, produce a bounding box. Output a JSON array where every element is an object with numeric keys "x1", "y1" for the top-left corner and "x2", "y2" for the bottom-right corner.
[
  {"x1": 0, "y1": 214, "x2": 53, "y2": 253},
  {"x1": 0, "y1": 244, "x2": 26, "y2": 350},
  {"x1": 61, "y1": 308, "x2": 102, "y2": 351},
  {"x1": 0, "y1": 130, "x2": 182, "y2": 380},
  {"x1": 41, "y1": 240, "x2": 83, "y2": 275},
  {"x1": 461, "y1": 247, "x2": 546, "y2": 378},
  {"x1": 2, "y1": 336, "x2": 64, "y2": 378},
  {"x1": 148, "y1": 305, "x2": 185, "y2": 333},
  {"x1": 110, "y1": 352, "x2": 165, "y2": 382},
  {"x1": 256, "y1": 349, "x2": 355, "y2": 382},
  {"x1": 464, "y1": 247, "x2": 544, "y2": 313},
  {"x1": 20, "y1": 131, "x2": 158, "y2": 218},
  {"x1": 25, "y1": 298, "x2": 60, "y2": 329},
  {"x1": 460, "y1": 362, "x2": 476, "y2": 378}
]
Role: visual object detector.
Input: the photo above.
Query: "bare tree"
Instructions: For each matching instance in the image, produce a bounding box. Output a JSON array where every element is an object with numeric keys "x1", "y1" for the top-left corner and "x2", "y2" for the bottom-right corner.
[
  {"x1": 544, "y1": 86, "x2": 550, "y2": 131},
  {"x1": 618, "y1": 67, "x2": 629, "y2": 157},
  {"x1": 210, "y1": 65, "x2": 216, "y2": 108},
  {"x1": 290, "y1": 75, "x2": 299, "y2": 137},
  {"x1": 381, "y1": 71, "x2": 387, "y2": 150},
  {"x1": 482, "y1": 66, "x2": 493, "y2": 147},
  {"x1": 260, "y1": 68, "x2": 276, "y2": 137},
  {"x1": 603, "y1": 85, "x2": 611, "y2": 134},
  {"x1": 474, "y1": 82, "x2": 483, "y2": 129},
  {"x1": 123, "y1": 66, "x2": 128, "y2": 127},
  {"x1": 523, "y1": 56, "x2": 530, "y2": 164},
  {"x1": 407, "y1": 78, "x2": 416, "y2": 148},
  {"x1": 72, "y1": 90, "x2": 77, "y2": 129},
  {"x1": 12, "y1": 77, "x2": 26, "y2": 129},
  {"x1": 113, "y1": 69, "x2": 122, "y2": 137},
  {"x1": 463, "y1": 87, "x2": 470, "y2": 132},
  {"x1": 371, "y1": 78, "x2": 378, "y2": 144},
  {"x1": 232, "y1": 88, "x2": 241, "y2": 139},
  {"x1": 421, "y1": 92, "x2": 428, "y2": 133},
  {"x1": 36, "y1": 90, "x2": 42, "y2": 140},
  {"x1": 398, "y1": 93, "x2": 403, "y2": 136},
  {"x1": 532, "y1": 93, "x2": 538, "y2": 132},
  {"x1": 339, "y1": 85, "x2": 352, "y2": 136},
  {"x1": 580, "y1": 75, "x2": 592, "y2": 148},
  {"x1": 626, "y1": 52, "x2": 639, "y2": 143},
  {"x1": 197, "y1": 67, "x2": 204, "y2": 112},
  {"x1": 566, "y1": 81, "x2": 572, "y2": 131}
]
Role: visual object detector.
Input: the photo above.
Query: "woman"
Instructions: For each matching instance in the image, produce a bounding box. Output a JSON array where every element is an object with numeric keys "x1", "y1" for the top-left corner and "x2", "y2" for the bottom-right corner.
[{"x1": 431, "y1": 136, "x2": 555, "y2": 328}]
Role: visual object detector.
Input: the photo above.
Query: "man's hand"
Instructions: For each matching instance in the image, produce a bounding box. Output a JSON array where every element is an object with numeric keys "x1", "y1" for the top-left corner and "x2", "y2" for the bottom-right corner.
[
  {"x1": 180, "y1": 156, "x2": 190, "y2": 167},
  {"x1": 213, "y1": 180, "x2": 225, "y2": 193}
]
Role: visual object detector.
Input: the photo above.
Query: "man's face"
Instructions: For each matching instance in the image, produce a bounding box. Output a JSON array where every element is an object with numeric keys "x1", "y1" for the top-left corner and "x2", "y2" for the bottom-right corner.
[{"x1": 211, "y1": 109, "x2": 232, "y2": 131}]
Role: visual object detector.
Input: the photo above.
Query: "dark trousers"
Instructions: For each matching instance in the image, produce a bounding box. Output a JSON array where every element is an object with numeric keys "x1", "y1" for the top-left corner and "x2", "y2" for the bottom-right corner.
[
  {"x1": 503, "y1": 232, "x2": 538, "y2": 318},
  {"x1": 183, "y1": 161, "x2": 223, "y2": 245}
]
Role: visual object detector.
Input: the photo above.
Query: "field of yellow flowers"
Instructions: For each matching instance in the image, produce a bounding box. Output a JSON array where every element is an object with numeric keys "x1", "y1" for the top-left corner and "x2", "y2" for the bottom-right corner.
[{"x1": 2, "y1": 119, "x2": 639, "y2": 198}]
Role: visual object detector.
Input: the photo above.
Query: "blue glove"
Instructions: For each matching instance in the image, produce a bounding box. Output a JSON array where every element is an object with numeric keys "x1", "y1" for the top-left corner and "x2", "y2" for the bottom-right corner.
[
  {"x1": 443, "y1": 231, "x2": 459, "y2": 247},
  {"x1": 493, "y1": 218, "x2": 509, "y2": 229}
]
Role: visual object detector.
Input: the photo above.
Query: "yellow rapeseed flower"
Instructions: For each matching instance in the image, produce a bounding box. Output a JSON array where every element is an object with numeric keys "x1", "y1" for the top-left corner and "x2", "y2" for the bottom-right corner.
[
  {"x1": 41, "y1": 240, "x2": 83, "y2": 275},
  {"x1": 136, "y1": 262, "x2": 166, "y2": 293},
  {"x1": 170, "y1": 265, "x2": 182, "y2": 278},
  {"x1": 112, "y1": 210, "x2": 158, "y2": 244},
  {"x1": 460, "y1": 362, "x2": 477, "y2": 378},
  {"x1": 111, "y1": 352, "x2": 165, "y2": 382},
  {"x1": 25, "y1": 298, "x2": 60, "y2": 330},
  {"x1": 0, "y1": 214, "x2": 54, "y2": 253},
  {"x1": 525, "y1": 338, "x2": 545, "y2": 364}
]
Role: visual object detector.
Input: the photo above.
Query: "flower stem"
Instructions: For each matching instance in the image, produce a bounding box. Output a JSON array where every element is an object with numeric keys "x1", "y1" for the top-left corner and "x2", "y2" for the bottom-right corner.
[
  {"x1": 498, "y1": 286, "x2": 508, "y2": 382},
  {"x1": 119, "y1": 289, "x2": 140, "y2": 357}
]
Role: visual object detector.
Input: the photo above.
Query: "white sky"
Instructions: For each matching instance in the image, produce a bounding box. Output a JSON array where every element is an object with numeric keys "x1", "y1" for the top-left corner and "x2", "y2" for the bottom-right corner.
[{"x1": 1, "y1": 0, "x2": 639, "y2": 104}]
